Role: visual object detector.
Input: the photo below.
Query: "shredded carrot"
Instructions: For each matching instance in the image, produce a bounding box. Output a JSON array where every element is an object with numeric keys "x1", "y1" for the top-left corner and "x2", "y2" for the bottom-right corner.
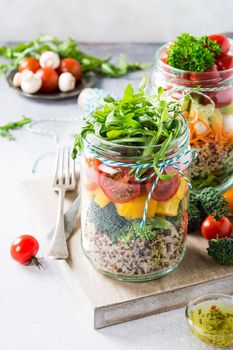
[{"x1": 187, "y1": 109, "x2": 233, "y2": 148}]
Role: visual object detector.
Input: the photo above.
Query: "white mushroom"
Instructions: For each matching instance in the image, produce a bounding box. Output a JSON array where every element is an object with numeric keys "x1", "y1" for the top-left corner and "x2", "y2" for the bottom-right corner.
[
  {"x1": 223, "y1": 114, "x2": 233, "y2": 133},
  {"x1": 12, "y1": 72, "x2": 22, "y2": 87},
  {"x1": 21, "y1": 73, "x2": 42, "y2": 94},
  {"x1": 21, "y1": 69, "x2": 34, "y2": 80},
  {"x1": 39, "y1": 51, "x2": 60, "y2": 69},
  {"x1": 58, "y1": 72, "x2": 76, "y2": 92}
]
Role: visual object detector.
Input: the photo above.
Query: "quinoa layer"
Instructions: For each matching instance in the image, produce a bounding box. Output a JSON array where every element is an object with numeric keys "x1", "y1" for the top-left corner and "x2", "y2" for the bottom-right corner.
[
  {"x1": 82, "y1": 220, "x2": 185, "y2": 276},
  {"x1": 191, "y1": 143, "x2": 233, "y2": 178}
]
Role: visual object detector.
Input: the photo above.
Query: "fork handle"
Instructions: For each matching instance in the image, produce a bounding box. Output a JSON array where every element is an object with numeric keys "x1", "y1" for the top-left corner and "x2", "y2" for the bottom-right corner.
[{"x1": 47, "y1": 188, "x2": 68, "y2": 259}]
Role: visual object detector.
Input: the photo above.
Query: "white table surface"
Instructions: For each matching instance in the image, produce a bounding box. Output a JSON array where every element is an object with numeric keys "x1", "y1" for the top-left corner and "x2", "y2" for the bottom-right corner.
[{"x1": 0, "y1": 46, "x2": 214, "y2": 350}]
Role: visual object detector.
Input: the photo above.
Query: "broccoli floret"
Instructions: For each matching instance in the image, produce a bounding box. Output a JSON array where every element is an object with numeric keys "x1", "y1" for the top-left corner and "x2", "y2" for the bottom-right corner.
[
  {"x1": 207, "y1": 238, "x2": 233, "y2": 265},
  {"x1": 188, "y1": 187, "x2": 230, "y2": 232},
  {"x1": 188, "y1": 193, "x2": 202, "y2": 232},
  {"x1": 119, "y1": 217, "x2": 171, "y2": 243},
  {"x1": 87, "y1": 202, "x2": 128, "y2": 242},
  {"x1": 197, "y1": 187, "x2": 230, "y2": 220}
]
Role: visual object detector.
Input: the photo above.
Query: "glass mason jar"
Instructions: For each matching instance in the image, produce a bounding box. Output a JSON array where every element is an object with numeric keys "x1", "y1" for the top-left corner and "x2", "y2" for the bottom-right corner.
[
  {"x1": 80, "y1": 118, "x2": 192, "y2": 282},
  {"x1": 152, "y1": 42, "x2": 233, "y2": 191}
]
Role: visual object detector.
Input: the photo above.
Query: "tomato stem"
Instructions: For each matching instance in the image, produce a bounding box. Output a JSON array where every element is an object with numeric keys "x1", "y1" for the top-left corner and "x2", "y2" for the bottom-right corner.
[{"x1": 29, "y1": 256, "x2": 44, "y2": 269}]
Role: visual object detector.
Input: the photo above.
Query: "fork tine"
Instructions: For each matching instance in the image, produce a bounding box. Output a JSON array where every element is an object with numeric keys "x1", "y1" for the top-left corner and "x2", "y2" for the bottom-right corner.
[
  {"x1": 54, "y1": 147, "x2": 64, "y2": 186},
  {"x1": 60, "y1": 148, "x2": 65, "y2": 185},
  {"x1": 65, "y1": 147, "x2": 70, "y2": 186},
  {"x1": 53, "y1": 148, "x2": 60, "y2": 186}
]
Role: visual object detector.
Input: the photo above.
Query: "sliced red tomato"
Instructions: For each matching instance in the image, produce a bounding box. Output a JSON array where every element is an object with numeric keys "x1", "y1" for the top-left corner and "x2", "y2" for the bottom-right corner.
[
  {"x1": 18, "y1": 57, "x2": 40, "y2": 73},
  {"x1": 208, "y1": 34, "x2": 230, "y2": 55},
  {"x1": 146, "y1": 166, "x2": 180, "y2": 201},
  {"x1": 216, "y1": 54, "x2": 233, "y2": 71},
  {"x1": 201, "y1": 215, "x2": 232, "y2": 240},
  {"x1": 99, "y1": 167, "x2": 140, "y2": 203},
  {"x1": 83, "y1": 157, "x2": 101, "y2": 191}
]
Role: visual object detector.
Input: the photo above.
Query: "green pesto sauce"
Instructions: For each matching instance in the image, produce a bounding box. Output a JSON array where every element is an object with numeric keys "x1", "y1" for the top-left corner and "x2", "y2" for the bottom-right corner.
[{"x1": 189, "y1": 302, "x2": 233, "y2": 346}]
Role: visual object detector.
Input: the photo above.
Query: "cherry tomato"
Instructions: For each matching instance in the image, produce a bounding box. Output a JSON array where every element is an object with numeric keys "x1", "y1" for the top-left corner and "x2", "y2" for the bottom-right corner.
[
  {"x1": 189, "y1": 65, "x2": 220, "y2": 87},
  {"x1": 216, "y1": 54, "x2": 233, "y2": 71},
  {"x1": 209, "y1": 34, "x2": 231, "y2": 54},
  {"x1": 146, "y1": 166, "x2": 180, "y2": 201},
  {"x1": 18, "y1": 57, "x2": 40, "y2": 73},
  {"x1": 174, "y1": 73, "x2": 190, "y2": 87},
  {"x1": 160, "y1": 53, "x2": 169, "y2": 64},
  {"x1": 201, "y1": 215, "x2": 232, "y2": 240},
  {"x1": 35, "y1": 67, "x2": 58, "y2": 93},
  {"x1": 204, "y1": 88, "x2": 233, "y2": 108},
  {"x1": 208, "y1": 34, "x2": 230, "y2": 55},
  {"x1": 83, "y1": 157, "x2": 101, "y2": 191},
  {"x1": 10, "y1": 235, "x2": 40, "y2": 265},
  {"x1": 224, "y1": 188, "x2": 233, "y2": 214},
  {"x1": 58, "y1": 58, "x2": 82, "y2": 80},
  {"x1": 99, "y1": 167, "x2": 140, "y2": 203}
]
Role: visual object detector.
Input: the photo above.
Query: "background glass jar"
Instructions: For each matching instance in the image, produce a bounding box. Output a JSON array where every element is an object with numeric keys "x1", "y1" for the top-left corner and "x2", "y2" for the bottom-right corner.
[
  {"x1": 80, "y1": 119, "x2": 192, "y2": 282},
  {"x1": 152, "y1": 42, "x2": 233, "y2": 191}
]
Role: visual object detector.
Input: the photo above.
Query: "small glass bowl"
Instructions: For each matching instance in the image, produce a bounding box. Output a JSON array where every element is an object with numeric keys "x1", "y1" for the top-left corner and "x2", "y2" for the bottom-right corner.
[{"x1": 185, "y1": 294, "x2": 233, "y2": 348}]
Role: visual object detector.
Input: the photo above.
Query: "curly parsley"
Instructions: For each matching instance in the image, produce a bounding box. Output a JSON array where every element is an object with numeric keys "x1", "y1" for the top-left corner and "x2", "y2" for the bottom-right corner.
[{"x1": 167, "y1": 33, "x2": 221, "y2": 72}]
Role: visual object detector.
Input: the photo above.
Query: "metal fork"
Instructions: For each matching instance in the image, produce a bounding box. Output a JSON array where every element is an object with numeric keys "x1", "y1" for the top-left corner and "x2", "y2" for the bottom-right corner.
[{"x1": 47, "y1": 147, "x2": 76, "y2": 259}]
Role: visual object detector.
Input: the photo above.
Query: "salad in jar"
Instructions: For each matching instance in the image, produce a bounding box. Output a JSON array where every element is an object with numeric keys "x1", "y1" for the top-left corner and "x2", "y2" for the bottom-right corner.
[
  {"x1": 152, "y1": 33, "x2": 233, "y2": 190},
  {"x1": 73, "y1": 79, "x2": 194, "y2": 281}
]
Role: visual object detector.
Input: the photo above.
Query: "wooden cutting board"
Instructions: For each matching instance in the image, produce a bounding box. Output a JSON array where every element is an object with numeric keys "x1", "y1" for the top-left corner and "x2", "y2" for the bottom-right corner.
[{"x1": 21, "y1": 177, "x2": 233, "y2": 329}]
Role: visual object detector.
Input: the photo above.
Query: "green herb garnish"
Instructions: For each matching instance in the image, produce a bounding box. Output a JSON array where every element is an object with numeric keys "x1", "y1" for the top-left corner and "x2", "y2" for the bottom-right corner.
[
  {"x1": 167, "y1": 33, "x2": 221, "y2": 72},
  {"x1": 73, "y1": 77, "x2": 186, "y2": 178},
  {"x1": 0, "y1": 36, "x2": 148, "y2": 77},
  {"x1": 0, "y1": 116, "x2": 31, "y2": 140},
  {"x1": 189, "y1": 302, "x2": 233, "y2": 345}
]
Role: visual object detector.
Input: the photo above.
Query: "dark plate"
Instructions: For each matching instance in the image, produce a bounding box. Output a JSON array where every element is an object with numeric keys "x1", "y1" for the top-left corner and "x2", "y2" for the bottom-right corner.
[{"x1": 6, "y1": 70, "x2": 98, "y2": 100}]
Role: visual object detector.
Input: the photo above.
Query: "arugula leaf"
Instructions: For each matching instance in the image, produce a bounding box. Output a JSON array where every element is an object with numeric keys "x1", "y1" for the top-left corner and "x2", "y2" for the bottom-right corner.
[
  {"x1": 138, "y1": 75, "x2": 149, "y2": 91},
  {"x1": 0, "y1": 116, "x2": 31, "y2": 140},
  {"x1": 73, "y1": 77, "x2": 186, "y2": 178},
  {"x1": 122, "y1": 84, "x2": 134, "y2": 102},
  {"x1": 0, "y1": 36, "x2": 148, "y2": 77}
]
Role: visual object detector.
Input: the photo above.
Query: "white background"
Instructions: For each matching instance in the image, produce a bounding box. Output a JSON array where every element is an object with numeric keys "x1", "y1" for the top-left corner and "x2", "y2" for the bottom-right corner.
[{"x1": 0, "y1": 0, "x2": 233, "y2": 42}]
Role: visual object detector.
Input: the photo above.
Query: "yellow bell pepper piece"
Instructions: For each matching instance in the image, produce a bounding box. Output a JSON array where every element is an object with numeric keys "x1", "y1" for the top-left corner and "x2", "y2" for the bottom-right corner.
[
  {"x1": 155, "y1": 178, "x2": 188, "y2": 216},
  {"x1": 115, "y1": 196, "x2": 157, "y2": 219},
  {"x1": 175, "y1": 177, "x2": 188, "y2": 200},
  {"x1": 87, "y1": 187, "x2": 110, "y2": 208},
  {"x1": 155, "y1": 198, "x2": 180, "y2": 216}
]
